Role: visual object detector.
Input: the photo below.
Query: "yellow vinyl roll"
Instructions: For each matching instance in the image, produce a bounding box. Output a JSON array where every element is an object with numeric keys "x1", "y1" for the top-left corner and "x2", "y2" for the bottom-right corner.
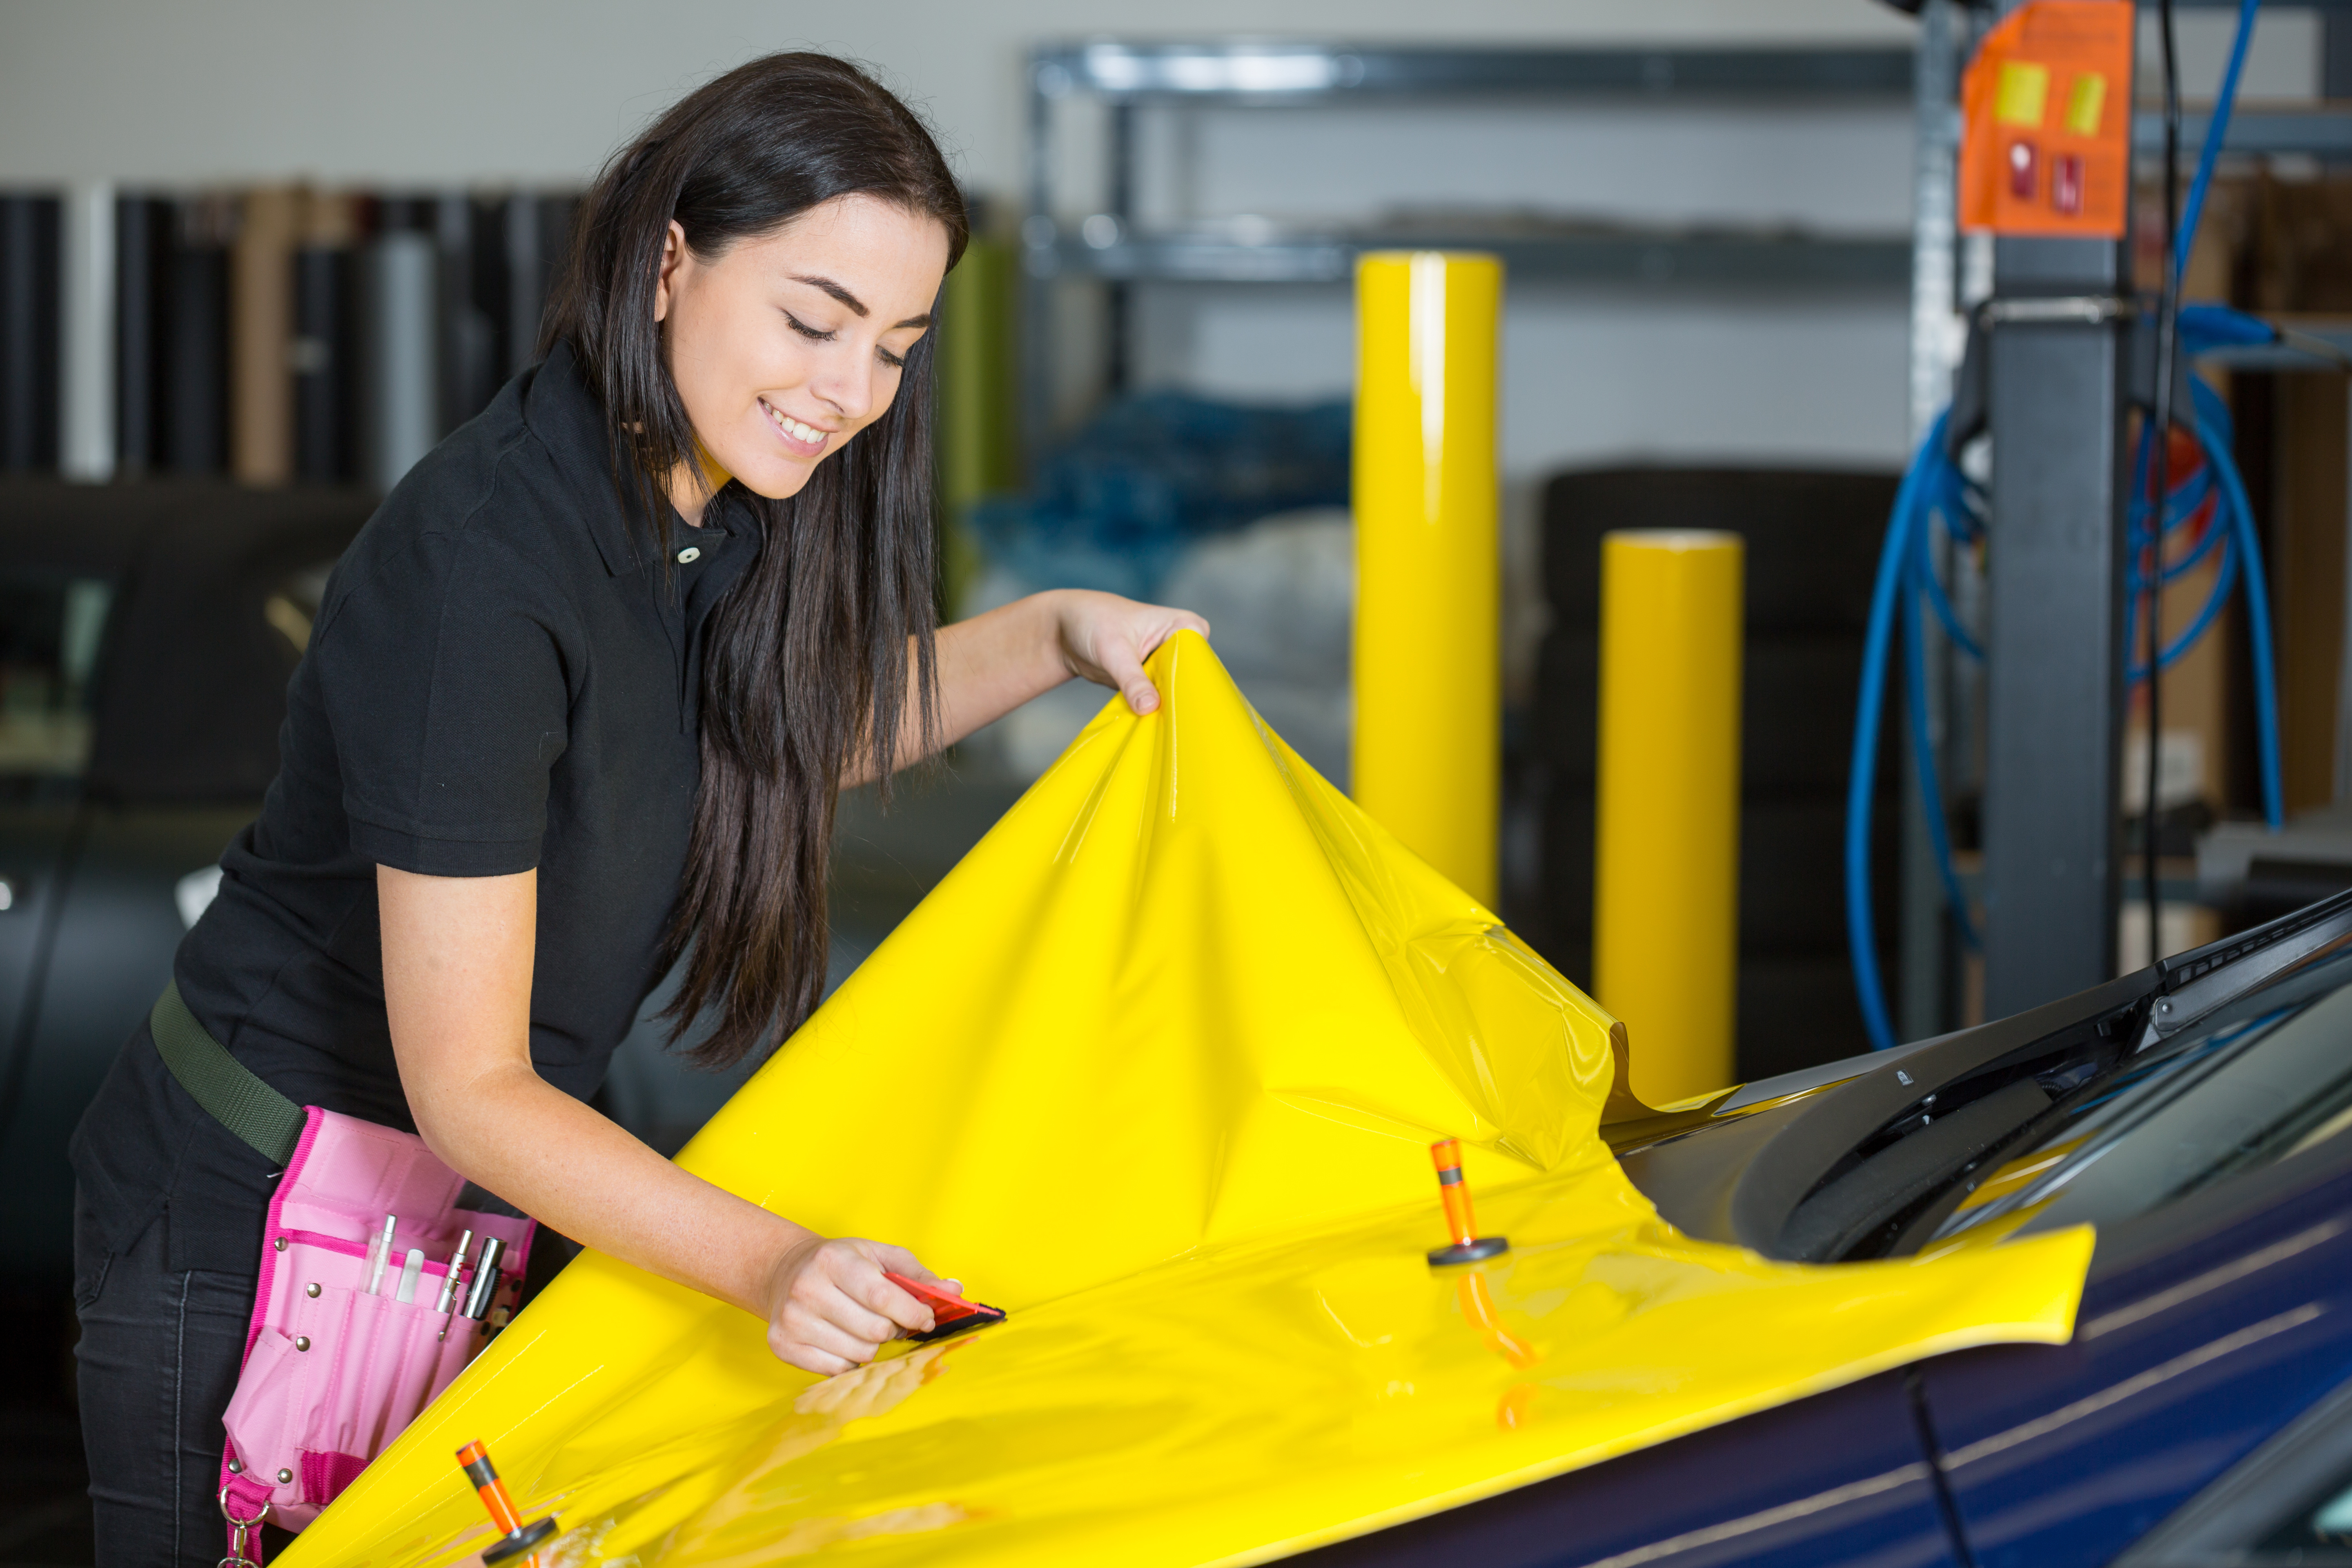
[
  {"x1": 283, "y1": 633, "x2": 2093, "y2": 1568},
  {"x1": 1352, "y1": 251, "x2": 1502, "y2": 905},
  {"x1": 1594, "y1": 531, "x2": 1745, "y2": 1105}
]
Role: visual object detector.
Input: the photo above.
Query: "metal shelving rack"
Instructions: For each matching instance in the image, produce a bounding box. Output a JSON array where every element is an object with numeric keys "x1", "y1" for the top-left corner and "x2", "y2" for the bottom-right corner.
[
  {"x1": 1019, "y1": 40, "x2": 1924, "y2": 457},
  {"x1": 1017, "y1": 21, "x2": 2352, "y2": 1041},
  {"x1": 1900, "y1": 0, "x2": 2352, "y2": 1040}
]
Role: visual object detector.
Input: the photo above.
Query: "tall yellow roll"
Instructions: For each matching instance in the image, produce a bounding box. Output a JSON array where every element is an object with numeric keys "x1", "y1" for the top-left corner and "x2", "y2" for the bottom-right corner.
[
  {"x1": 1352, "y1": 251, "x2": 1502, "y2": 904},
  {"x1": 1594, "y1": 530, "x2": 1744, "y2": 1104}
]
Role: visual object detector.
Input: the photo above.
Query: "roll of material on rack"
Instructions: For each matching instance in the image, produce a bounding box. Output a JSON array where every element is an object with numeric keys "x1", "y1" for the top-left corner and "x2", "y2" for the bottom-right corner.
[
  {"x1": 1352, "y1": 250, "x2": 1502, "y2": 904},
  {"x1": 360, "y1": 230, "x2": 437, "y2": 494},
  {"x1": 1594, "y1": 530, "x2": 1744, "y2": 1105},
  {"x1": 60, "y1": 182, "x2": 114, "y2": 483}
]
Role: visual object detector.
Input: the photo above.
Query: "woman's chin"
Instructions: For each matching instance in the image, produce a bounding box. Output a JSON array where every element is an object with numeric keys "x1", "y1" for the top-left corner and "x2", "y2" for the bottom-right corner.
[{"x1": 731, "y1": 455, "x2": 819, "y2": 502}]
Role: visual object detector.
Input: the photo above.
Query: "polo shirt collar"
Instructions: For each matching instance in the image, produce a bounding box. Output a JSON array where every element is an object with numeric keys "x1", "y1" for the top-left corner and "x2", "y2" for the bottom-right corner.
[{"x1": 526, "y1": 341, "x2": 655, "y2": 579}]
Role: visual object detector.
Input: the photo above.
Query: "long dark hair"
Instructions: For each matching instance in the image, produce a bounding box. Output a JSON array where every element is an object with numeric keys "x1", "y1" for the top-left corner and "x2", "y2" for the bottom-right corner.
[{"x1": 542, "y1": 52, "x2": 967, "y2": 1068}]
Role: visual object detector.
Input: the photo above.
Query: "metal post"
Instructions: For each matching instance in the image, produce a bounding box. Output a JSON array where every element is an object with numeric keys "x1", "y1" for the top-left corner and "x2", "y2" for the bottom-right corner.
[
  {"x1": 1900, "y1": 0, "x2": 1964, "y2": 1040},
  {"x1": 1980, "y1": 232, "x2": 2133, "y2": 1016},
  {"x1": 1105, "y1": 102, "x2": 1135, "y2": 396},
  {"x1": 2328, "y1": 9, "x2": 2352, "y2": 108},
  {"x1": 1021, "y1": 52, "x2": 1065, "y2": 479}
]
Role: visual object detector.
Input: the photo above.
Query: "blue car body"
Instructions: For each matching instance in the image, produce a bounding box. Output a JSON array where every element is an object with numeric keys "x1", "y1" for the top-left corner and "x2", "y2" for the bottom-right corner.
[{"x1": 1302, "y1": 896, "x2": 2352, "y2": 1567}]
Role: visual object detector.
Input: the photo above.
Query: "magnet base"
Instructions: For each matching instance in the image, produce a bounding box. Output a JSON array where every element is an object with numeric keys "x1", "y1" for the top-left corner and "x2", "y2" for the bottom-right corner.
[
  {"x1": 1426, "y1": 1236, "x2": 1510, "y2": 1266},
  {"x1": 482, "y1": 1516, "x2": 561, "y2": 1564}
]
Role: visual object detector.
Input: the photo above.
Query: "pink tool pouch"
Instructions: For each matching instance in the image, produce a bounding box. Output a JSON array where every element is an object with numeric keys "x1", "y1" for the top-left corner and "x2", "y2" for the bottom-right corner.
[
  {"x1": 149, "y1": 984, "x2": 534, "y2": 1563},
  {"x1": 216, "y1": 1107, "x2": 535, "y2": 1541}
]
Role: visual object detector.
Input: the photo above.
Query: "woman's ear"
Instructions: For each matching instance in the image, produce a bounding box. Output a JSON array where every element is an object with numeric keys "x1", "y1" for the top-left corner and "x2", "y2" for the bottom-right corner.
[{"x1": 653, "y1": 220, "x2": 688, "y2": 324}]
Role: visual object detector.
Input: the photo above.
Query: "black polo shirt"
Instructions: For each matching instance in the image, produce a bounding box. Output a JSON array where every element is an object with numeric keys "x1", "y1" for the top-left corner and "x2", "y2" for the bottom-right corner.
[{"x1": 71, "y1": 342, "x2": 756, "y2": 1271}]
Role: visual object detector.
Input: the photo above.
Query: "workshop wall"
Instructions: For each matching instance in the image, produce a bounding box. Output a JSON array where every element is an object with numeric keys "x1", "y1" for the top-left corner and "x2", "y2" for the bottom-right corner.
[
  {"x1": 0, "y1": 2, "x2": 1913, "y2": 192},
  {"x1": 1, "y1": 1, "x2": 2319, "y2": 482}
]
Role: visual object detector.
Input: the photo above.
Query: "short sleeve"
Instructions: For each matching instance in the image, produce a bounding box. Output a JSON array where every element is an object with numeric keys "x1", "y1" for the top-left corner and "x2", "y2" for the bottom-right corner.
[{"x1": 313, "y1": 528, "x2": 576, "y2": 876}]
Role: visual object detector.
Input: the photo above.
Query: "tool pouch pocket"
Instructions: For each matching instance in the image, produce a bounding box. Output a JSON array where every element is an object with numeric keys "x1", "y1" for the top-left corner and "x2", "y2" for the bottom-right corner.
[{"x1": 217, "y1": 1108, "x2": 533, "y2": 1537}]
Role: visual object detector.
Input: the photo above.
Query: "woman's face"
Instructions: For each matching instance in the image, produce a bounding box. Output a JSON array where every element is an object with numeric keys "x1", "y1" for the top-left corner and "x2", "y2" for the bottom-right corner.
[{"x1": 655, "y1": 193, "x2": 950, "y2": 502}]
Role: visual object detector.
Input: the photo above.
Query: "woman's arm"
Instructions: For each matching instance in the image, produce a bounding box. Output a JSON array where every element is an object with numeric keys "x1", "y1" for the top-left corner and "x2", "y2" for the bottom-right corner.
[
  {"x1": 844, "y1": 589, "x2": 1209, "y2": 787},
  {"x1": 378, "y1": 864, "x2": 937, "y2": 1375}
]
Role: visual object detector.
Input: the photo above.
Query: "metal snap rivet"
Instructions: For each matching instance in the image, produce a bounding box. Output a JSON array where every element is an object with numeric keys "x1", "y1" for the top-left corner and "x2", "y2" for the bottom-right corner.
[
  {"x1": 294, "y1": 1336, "x2": 311, "y2": 1352},
  {"x1": 227, "y1": 1459, "x2": 243, "y2": 1474},
  {"x1": 276, "y1": 1468, "x2": 293, "y2": 1486},
  {"x1": 273, "y1": 1236, "x2": 287, "y2": 1251},
  {"x1": 305, "y1": 1283, "x2": 321, "y2": 1298},
  {"x1": 676, "y1": 546, "x2": 701, "y2": 564}
]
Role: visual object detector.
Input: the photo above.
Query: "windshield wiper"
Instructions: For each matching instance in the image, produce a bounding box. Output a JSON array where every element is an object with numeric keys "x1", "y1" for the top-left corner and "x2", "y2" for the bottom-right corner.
[{"x1": 1779, "y1": 1080, "x2": 2054, "y2": 1262}]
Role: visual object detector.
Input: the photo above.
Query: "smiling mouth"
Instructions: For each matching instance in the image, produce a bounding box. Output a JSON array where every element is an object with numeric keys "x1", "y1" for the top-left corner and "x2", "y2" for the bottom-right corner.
[{"x1": 760, "y1": 398, "x2": 830, "y2": 453}]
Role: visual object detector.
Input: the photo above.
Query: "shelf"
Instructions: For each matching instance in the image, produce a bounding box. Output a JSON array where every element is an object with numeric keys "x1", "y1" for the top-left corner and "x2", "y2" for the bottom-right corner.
[
  {"x1": 1030, "y1": 43, "x2": 1914, "y2": 103},
  {"x1": 1028, "y1": 226, "x2": 1911, "y2": 288},
  {"x1": 2190, "y1": 318, "x2": 2352, "y2": 372},
  {"x1": 2134, "y1": 107, "x2": 2352, "y2": 157}
]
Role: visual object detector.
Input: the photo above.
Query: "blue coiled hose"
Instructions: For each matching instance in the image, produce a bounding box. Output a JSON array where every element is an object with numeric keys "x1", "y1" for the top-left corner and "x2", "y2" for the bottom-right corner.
[{"x1": 1846, "y1": 393, "x2": 2284, "y2": 1054}]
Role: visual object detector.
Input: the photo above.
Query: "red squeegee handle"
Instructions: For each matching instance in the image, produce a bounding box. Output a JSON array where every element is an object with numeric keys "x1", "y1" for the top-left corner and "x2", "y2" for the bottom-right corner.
[
  {"x1": 884, "y1": 1271, "x2": 1006, "y2": 1342},
  {"x1": 885, "y1": 1270, "x2": 985, "y2": 1321}
]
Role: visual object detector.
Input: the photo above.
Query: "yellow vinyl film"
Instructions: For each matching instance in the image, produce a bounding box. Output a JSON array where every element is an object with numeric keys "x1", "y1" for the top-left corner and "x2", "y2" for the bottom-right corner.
[{"x1": 286, "y1": 632, "x2": 2091, "y2": 1568}]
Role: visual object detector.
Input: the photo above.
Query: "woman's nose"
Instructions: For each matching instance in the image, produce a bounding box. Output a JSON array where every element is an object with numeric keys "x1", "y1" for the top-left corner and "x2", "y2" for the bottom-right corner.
[{"x1": 809, "y1": 347, "x2": 877, "y2": 426}]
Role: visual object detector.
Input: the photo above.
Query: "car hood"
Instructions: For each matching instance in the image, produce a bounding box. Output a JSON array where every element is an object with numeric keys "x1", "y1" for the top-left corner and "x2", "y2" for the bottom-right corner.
[{"x1": 285, "y1": 635, "x2": 2091, "y2": 1568}]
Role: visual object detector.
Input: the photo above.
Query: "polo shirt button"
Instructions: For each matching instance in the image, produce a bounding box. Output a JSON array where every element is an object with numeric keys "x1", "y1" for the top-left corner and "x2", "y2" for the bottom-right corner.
[{"x1": 676, "y1": 546, "x2": 702, "y2": 564}]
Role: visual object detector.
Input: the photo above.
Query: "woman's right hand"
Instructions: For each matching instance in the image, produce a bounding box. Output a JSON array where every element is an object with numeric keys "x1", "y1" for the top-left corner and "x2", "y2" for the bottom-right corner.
[{"x1": 761, "y1": 1234, "x2": 947, "y2": 1375}]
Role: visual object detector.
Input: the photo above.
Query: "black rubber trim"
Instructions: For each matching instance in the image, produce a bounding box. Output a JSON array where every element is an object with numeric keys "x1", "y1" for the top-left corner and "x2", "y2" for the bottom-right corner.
[
  {"x1": 1725, "y1": 968, "x2": 2156, "y2": 1259},
  {"x1": 2159, "y1": 885, "x2": 2352, "y2": 993},
  {"x1": 1780, "y1": 1080, "x2": 2052, "y2": 1261}
]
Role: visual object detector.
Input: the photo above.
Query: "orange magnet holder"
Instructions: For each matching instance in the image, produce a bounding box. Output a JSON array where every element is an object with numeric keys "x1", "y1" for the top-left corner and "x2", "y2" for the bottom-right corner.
[
  {"x1": 456, "y1": 1439, "x2": 559, "y2": 1565},
  {"x1": 1425, "y1": 1138, "x2": 1510, "y2": 1266}
]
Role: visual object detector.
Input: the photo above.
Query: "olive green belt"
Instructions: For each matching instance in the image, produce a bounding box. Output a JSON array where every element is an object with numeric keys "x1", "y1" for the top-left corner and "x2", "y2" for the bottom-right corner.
[{"x1": 149, "y1": 981, "x2": 305, "y2": 1167}]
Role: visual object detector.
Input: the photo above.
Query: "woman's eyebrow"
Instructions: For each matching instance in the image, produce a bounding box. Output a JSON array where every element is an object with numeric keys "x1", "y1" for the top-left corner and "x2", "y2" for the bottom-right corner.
[{"x1": 790, "y1": 274, "x2": 931, "y2": 330}]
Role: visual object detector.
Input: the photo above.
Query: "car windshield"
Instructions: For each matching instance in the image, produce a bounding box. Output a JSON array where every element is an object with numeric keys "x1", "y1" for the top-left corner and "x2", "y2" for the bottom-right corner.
[
  {"x1": 0, "y1": 571, "x2": 113, "y2": 796},
  {"x1": 1934, "y1": 945, "x2": 2352, "y2": 1245},
  {"x1": 2265, "y1": 1470, "x2": 2352, "y2": 1558}
]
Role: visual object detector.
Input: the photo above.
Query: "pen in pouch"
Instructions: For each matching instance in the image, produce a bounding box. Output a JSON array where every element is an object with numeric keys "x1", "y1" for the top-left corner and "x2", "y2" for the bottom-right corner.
[
  {"x1": 366, "y1": 1213, "x2": 398, "y2": 1295},
  {"x1": 462, "y1": 1236, "x2": 507, "y2": 1320},
  {"x1": 434, "y1": 1230, "x2": 474, "y2": 1316},
  {"x1": 396, "y1": 1248, "x2": 426, "y2": 1304},
  {"x1": 437, "y1": 1232, "x2": 476, "y2": 1342}
]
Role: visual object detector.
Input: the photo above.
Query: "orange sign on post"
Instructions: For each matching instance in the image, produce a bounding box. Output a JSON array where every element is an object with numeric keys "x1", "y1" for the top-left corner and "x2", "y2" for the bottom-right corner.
[{"x1": 1959, "y1": 0, "x2": 2134, "y2": 237}]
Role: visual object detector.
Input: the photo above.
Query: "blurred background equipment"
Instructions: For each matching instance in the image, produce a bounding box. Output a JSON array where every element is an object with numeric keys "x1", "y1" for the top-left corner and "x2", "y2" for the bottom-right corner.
[
  {"x1": 0, "y1": 481, "x2": 374, "y2": 1294},
  {"x1": 1530, "y1": 469, "x2": 1901, "y2": 1079},
  {"x1": 4, "y1": 187, "x2": 583, "y2": 493}
]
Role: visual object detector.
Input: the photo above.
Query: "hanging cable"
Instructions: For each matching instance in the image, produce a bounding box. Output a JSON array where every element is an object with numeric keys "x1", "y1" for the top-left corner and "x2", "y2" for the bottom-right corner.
[
  {"x1": 2143, "y1": 0, "x2": 2183, "y2": 960},
  {"x1": 2177, "y1": 0, "x2": 2263, "y2": 280}
]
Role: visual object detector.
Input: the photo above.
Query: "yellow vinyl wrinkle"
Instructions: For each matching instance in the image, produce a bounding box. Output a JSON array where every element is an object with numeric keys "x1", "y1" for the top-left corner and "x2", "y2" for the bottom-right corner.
[{"x1": 286, "y1": 632, "x2": 2092, "y2": 1568}]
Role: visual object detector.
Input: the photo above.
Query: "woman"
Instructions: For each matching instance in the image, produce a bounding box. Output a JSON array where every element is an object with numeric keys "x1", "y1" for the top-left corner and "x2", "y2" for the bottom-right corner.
[{"x1": 69, "y1": 52, "x2": 1205, "y2": 1562}]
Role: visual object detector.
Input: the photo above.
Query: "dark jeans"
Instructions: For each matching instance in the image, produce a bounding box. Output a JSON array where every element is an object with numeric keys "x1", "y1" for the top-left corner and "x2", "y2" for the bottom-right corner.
[{"x1": 72, "y1": 1191, "x2": 290, "y2": 1566}]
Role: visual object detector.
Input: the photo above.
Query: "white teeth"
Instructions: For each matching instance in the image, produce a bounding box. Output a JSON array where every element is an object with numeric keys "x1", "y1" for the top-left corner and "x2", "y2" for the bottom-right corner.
[{"x1": 764, "y1": 401, "x2": 822, "y2": 446}]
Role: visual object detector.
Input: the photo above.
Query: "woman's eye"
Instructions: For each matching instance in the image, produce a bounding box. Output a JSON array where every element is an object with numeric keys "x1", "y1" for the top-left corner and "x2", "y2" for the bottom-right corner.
[
  {"x1": 783, "y1": 312, "x2": 835, "y2": 343},
  {"x1": 878, "y1": 347, "x2": 907, "y2": 370}
]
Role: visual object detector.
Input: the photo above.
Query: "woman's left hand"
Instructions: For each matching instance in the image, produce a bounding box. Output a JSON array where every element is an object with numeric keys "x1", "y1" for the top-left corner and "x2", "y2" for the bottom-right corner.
[{"x1": 1047, "y1": 590, "x2": 1212, "y2": 715}]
